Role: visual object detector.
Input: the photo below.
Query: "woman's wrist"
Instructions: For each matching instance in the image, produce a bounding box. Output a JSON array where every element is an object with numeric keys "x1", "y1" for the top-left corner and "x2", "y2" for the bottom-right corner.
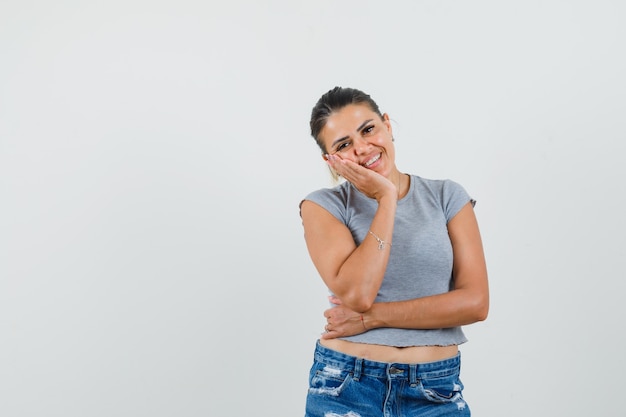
[
  {"x1": 361, "y1": 306, "x2": 380, "y2": 331},
  {"x1": 377, "y1": 193, "x2": 398, "y2": 206}
]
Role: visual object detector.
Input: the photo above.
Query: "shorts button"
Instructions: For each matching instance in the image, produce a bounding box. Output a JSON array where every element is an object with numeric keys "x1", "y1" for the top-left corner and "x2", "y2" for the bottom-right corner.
[{"x1": 389, "y1": 366, "x2": 403, "y2": 374}]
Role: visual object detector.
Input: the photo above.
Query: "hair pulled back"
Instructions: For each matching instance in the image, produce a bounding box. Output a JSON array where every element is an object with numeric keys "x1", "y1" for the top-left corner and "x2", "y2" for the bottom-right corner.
[{"x1": 309, "y1": 87, "x2": 383, "y2": 154}]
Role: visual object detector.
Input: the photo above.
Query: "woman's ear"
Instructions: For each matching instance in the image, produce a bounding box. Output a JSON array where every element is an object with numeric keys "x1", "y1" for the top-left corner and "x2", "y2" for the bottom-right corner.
[{"x1": 382, "y1": 113, "x2": 393, "y2": 135}]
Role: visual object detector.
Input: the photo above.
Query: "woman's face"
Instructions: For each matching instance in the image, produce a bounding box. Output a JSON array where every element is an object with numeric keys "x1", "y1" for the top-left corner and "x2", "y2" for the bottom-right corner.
[{"x1": 320, "y1": 103, "x2": 395, "y2": 178}]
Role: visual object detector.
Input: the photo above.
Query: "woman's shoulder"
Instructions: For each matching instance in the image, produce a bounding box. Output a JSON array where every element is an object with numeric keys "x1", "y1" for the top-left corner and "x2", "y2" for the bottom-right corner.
[
  {"x1": 303, "y1": 180, "x2": 351, "y2": 202},
  {"x1": 300, "y1": 181, "x2": 355, "y2": 223},
  {"x1": 409, "y1": 174, "x2": 467, "y2": 194},
  {"x1": 408, "y1": 174, "x2": 474, "y2": 220},
  {"x1": 301, "y1": 180, "x2": 351, "y2": 208}
]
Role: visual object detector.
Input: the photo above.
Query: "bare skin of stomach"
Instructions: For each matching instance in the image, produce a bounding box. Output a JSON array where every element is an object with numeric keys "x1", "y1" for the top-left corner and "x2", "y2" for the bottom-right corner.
[{"x1": 320, "y1": 338, "x2": 458, "y2": 364}]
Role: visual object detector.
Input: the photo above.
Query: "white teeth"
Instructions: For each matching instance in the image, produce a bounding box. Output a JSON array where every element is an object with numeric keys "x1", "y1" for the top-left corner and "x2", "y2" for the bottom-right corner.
[{"x1": 364, "y1": 154, "x2": 381, "y2": 167}]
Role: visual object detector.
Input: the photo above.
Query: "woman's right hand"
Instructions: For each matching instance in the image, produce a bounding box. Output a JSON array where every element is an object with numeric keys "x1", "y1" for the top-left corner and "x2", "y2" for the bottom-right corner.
[
  {"x1": 326, "y1": 154, "x2": 396, "y2": 202},
  {"x1": 322, "y1": 296, "x2": 370, "y2": 339}
]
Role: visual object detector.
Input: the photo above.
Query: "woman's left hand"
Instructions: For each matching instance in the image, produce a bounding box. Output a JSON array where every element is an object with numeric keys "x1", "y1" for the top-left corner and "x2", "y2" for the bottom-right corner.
[{"x1": 322, "y1": 296, "x2": 369, "y2": 339}]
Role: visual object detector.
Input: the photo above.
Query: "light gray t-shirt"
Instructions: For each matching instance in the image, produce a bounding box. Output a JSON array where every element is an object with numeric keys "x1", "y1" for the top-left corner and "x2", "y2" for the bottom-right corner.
[{"x1": 302, "y1": 175, "x2": 475, "y2": 347}]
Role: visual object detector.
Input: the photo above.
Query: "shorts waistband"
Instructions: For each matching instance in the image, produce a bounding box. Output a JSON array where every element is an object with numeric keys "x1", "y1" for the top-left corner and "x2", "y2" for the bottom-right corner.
[{"x1": 313, "y1": 340, "x2": 461, "y2": 381}]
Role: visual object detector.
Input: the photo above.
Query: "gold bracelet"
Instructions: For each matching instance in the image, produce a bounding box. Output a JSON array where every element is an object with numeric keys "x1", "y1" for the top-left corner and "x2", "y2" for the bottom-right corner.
[{"x1": 368, "y1": 230, "x2": 391, "y2": 250}]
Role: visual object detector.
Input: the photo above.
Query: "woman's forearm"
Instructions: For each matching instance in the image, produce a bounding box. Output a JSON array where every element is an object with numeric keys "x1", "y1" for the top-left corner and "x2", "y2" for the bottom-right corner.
[
  {"x1": 333, "y1": 195, "x2": 397, "y2": 312},
  {"x1": 364, "y1": 288, "x2": 489, "y2": 330}
]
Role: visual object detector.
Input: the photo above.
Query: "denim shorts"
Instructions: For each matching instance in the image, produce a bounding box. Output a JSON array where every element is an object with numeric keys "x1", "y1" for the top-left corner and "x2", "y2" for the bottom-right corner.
[{"x1": 305, "y1": 341, "x2": 470, "y2": 417}]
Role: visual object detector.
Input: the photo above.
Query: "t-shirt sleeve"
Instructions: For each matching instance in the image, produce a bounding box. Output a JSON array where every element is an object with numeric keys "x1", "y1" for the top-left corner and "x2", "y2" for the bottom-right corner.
[
  {"x1": 299, "y1": 188, "x2": 347, "y2": 224},
  {"x1": 441, "y1": 180, "x2": 476, "y2": 223}
]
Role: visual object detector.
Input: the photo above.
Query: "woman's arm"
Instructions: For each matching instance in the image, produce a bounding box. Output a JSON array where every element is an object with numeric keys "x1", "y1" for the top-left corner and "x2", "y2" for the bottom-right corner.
[
  {"x1": 322, "y1": 202, "x2": 489, "y2": 338},
  {"x1": 301, "y1": 196, "x2": 396, "y2": 313},
  {"x1": 300, "y1": 156, "x2": 398, "y2": 313}
]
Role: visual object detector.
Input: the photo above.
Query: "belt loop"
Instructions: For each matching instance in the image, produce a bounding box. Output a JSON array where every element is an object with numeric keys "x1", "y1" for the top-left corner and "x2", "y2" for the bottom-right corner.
[
  {"x1": 353, "y1": 358, "x2": 363, "y2": 381},
  {"x1": 409, "y1": 364, "x2": 418, "y2": 386}
]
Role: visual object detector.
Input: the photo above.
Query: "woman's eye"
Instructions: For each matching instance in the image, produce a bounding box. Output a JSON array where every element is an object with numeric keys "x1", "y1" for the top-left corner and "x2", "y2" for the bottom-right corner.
[
  {"x1": 363, "y1": 125, "x2": 374, "y2": 134},
  {"x1": 336, "y1": 142, "x2": 350, "y2": 152}
]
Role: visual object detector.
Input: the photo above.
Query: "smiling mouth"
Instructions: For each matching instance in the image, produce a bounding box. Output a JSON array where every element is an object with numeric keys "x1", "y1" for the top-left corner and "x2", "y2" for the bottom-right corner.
[{"x1": 363, "y1": 153, "x2": 381, "y2": 167}]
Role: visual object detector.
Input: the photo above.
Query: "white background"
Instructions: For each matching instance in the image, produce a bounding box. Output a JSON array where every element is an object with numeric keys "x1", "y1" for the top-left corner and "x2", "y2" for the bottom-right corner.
[{"x1": 1, "y1": 1, "x2": 625, "y2": 416}]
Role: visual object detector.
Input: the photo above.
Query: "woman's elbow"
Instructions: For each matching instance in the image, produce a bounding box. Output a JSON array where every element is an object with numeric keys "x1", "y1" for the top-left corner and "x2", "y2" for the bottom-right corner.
[
  {"x1": 343, "y1": 290, "x2": 376, "y2": 313},
  {"x1": 475, "y1": 304, "x2": 489, "y2": 322},
  {"x1": 471, "y1": 292, "x2": 489, "y2": 322}
]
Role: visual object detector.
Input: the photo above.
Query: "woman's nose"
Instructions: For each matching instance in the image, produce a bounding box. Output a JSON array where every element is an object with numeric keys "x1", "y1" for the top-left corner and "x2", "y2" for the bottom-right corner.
[{"x1": 353, "y1": 137, "x2": 369, "y2": 154}]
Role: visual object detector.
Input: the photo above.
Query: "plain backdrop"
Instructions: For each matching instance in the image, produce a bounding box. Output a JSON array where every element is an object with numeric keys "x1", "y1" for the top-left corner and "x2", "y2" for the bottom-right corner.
[{"x1": 1, "y1": 1, "x2": 625, "y2": 416}]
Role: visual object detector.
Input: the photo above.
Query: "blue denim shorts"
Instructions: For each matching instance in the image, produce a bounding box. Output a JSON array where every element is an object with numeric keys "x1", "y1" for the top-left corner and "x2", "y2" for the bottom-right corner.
[{"x1": 305, "y1": 341, "x2": 470, "y2": 417}]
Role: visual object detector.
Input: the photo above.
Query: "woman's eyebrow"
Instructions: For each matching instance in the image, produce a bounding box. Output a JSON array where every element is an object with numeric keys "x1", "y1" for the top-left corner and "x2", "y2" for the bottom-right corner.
[
  {"x1": 330, "y1": 119, "x2": 374, "y2": 148},
  {"x1": 357, "y1": 119, "x2": 374, "y2": 132}
]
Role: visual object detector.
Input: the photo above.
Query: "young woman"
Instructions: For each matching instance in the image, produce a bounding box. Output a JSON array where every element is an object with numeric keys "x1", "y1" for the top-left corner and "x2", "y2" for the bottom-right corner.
[{"x1": 300, "y1": 87, "x2": 489, "y2": 416}]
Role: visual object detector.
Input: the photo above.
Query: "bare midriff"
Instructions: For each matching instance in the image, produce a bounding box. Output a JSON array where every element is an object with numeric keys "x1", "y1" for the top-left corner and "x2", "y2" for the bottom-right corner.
[{"x1": 320, "y1": 338, "x2": 458, "y2": 364}]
